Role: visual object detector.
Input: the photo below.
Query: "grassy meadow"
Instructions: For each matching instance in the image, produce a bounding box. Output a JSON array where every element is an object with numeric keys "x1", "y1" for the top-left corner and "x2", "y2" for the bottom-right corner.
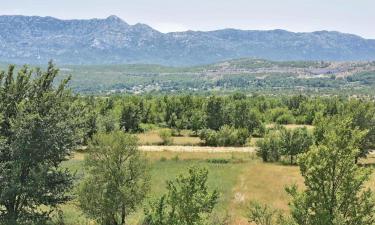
[{"x1": 59, "y1": 149, "x2": 375, "y2": 225}]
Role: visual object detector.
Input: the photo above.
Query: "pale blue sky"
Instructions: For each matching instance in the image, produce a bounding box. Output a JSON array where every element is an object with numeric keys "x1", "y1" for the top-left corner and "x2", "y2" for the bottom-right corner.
[{"x1": 1, "y1": 0, "x2": 374, "y2": 38}]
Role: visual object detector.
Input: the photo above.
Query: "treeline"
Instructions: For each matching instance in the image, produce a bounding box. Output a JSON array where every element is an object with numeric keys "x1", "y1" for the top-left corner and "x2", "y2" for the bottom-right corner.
[{"x1": 83, "y1": 92, "x2": 375, "y2": 148}]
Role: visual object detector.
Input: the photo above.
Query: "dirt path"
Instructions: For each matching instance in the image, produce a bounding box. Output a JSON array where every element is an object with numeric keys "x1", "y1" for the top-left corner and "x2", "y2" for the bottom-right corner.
[{"x1": 139, "y1": 145, "x2": 256, "y2": 153}]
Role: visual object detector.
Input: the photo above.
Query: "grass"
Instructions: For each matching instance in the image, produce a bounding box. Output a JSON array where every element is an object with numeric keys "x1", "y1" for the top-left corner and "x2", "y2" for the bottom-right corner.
[
  {"x1": 60, "y1": 151, "x2": 375, "y2": 225},
  {"x1": 230, "y1": 162, "x2": 303, "y2": 225},
  {"x1": 137, "y1": 129, "x2": 202, "y2": 146},
  {"x1": 266, "y1": 124, "x2": 315, "y2": 130},
  {"x1": 60, "y1": 151, "x2": 251, "y2": 225}
]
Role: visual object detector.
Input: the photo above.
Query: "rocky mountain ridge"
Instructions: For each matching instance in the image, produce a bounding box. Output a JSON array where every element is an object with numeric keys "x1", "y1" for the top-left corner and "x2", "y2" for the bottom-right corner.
[{"x1": 1, "y1": 15, "x2": 375, "y2": 66}]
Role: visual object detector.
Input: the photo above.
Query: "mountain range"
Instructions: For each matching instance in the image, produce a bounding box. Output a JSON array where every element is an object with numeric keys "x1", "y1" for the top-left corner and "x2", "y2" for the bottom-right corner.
[{"x1": 1, "y1": 15, "x2": 375, "y2": 66}]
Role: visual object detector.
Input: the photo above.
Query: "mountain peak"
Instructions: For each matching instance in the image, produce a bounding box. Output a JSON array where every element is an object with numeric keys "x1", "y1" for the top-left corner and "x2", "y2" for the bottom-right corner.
[
  {"x1": 102, "y1": 15, "x2": 129, "y2": 27},
  {"x1": 105, "y1": 15, "x2": 124, "y2": 23}
]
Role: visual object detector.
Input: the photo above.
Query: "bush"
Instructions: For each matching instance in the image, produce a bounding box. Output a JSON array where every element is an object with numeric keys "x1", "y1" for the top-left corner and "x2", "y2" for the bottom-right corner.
[
  {"x1": 295, "y1": 115, "x2": 307, "y2": 125},
  {"x1": 247, "y1": 201, "x2": 285, "y2": 225},
  {"x1": 199, "y1": 129, "x2": 218, "y2": 146},
  {"x1": 199, "y1": 125, "x2": 250, "y2": 147},
  {"x1": 159, "y1": 129, "x2": 173, "y2": 145},
  {"x1": 276, "y1": 113, "x2": 295, "y2": 125},
  {"x1": 270, "y1": 108, "x2": 296, "y2": 125},
  {"x1": 143, "y1": 167, "x2": 218, "y2": 225},
  {"x1": 252, "y1": 123, "x2": 266, "y2": 137}
]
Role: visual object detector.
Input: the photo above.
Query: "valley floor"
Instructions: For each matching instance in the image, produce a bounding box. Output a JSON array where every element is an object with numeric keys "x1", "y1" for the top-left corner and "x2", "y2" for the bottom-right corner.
[{"x1": 60, "y1": 150, "x2": 375, "y2": 225}]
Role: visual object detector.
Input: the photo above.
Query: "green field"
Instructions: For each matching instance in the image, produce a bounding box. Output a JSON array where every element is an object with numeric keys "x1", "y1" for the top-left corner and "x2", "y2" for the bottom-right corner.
[{"x1": 59, "y1": 151, "x2": 375, "y2": 225}]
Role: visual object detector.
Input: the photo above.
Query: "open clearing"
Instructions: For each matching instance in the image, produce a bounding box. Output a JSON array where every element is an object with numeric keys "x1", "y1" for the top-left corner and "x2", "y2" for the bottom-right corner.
[{"x1": 62, "y1": 151, "x2": 375, "y2": 225}]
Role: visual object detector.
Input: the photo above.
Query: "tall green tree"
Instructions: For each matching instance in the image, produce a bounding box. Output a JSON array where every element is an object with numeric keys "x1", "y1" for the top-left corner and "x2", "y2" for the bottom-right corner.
[
  {"x1": 206, "y1": 96, "x2": 225, "y2": 130},
  {"x1": 190, "y1": 109, "x2": 206, "y2": 135},
  {"x1": 232, "y1": 100, "x2": 263, "y2": 135},
  {"x1": 144, "y1": 167, "x2": 219, "y2": 225},
  {"x1": 0, "y1": 63, "x2": 83, "y2": 224},
  {"x1": 343, "y1": 100, "x2": 375, "y2": 153},
  {"x1": 287, "y1": 118, "x2": 375, "y2": 225},
  {"x1": 120, "y1": 102, "x2": 141, "y2": 132},
  {"x1": 78, "y1": 131, "x2": 149, "y2": 225},
  {"x1": 314, "y1": 115, "x2": 371, "y2": 162},
  {"x1": 256, "y1": 131, "x2": 282, "y2": 162},
  {"x1": 279, "y1": 127, "x2": 313, "y2": 165}
]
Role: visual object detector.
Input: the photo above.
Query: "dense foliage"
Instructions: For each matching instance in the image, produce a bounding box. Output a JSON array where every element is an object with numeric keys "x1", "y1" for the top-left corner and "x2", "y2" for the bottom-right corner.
[
  {"x1": 0, "y1": 63, "x2": 84, "y2": 224},
  {"x1": 257, "y1": 127, "x2": 313, "y2": 164},
  {"x1": 287, "y1": 117, "x2": 375, "y2": 225},
  {"x1": 77, "y1": 93, "x2": 375, "y2": 151},
  {"x1": 78, "y1": 132, "x2": 150, "y2": 225}
]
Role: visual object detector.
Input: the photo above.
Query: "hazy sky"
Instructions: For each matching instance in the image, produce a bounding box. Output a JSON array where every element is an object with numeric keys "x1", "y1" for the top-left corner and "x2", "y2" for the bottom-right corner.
[{"x1": 1, "y1": 0, "x2": 374, "y2": 38}]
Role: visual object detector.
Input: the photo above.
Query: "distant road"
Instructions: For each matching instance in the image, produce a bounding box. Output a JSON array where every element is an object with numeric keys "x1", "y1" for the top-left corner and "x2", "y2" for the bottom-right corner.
[{"x1": 139, "y1": 145, "x2": 256, "y2": 153}]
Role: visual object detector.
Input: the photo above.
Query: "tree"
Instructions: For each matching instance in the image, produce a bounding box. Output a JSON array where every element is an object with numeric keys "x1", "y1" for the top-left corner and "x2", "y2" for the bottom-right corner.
[
  {"x1": 206, "y1": 96, "x2": 225, "y2": 130},
  {"x1": 279, "y1": 127, "x2": 313, "y2": 165},
  {"x1": 232, "y1": 100, "x2": 263, "y2": 135},
  {"x1": 256, "y1": 131, "x2": 282, "y2": 162},
  {"x1": 120, "y1": 102, "x2": 141, "y2": 132},
  {"x1": 144, "y1": 167, "x2": 219, "y2": 225},
  {"x1": 81, "y1": 97, "x2": 98, "y2": 144},
  {"x1": 343, "y1": 100, "x2": 375, "y2": 154},
  {"x1": 78, "y1": 131, "x2": 149, "y2": 225},
  {"x1": 314, "y1": 115, "x2": 370, "y2": 162},
  {"x1": 190, "y1": 109, "x2": 206, "y2": 135},
  {"x1": 0, "y1": 63, "x2": 83, "y2": 224},
  {"x1": 97, "y1": 111, "x2": 118, "y2": 133},
  {"x1": 287, "y1": 118, "x2": 375, "y2": 225}
]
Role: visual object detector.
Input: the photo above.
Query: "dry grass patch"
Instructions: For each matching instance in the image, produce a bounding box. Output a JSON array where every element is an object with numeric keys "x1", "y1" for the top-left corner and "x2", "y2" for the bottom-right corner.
[
  {"x1": 229, "y1": 162, "x2": 304, "y2": 225},
  {"x1": 144, "y1": 151, "x2": 255, "y2": 161},
  {"x1": 266, "y1": 124, "x2": 314, "y2": 130},
  {"x1": 137, "y1": 130, "x2": 202, "y2": 146}
]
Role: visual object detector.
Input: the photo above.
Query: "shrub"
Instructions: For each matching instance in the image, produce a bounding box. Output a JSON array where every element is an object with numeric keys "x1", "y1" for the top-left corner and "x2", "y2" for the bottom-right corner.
[
  {"x1": 199, "y1": 129, "x2": 219, "y2": 146},
  {"x1": 247, "y1": 201, "x2": 279, "y2": 225},
  {"x1": 159, "y1": 129, "x2": 173, "y2": 145},
  {"x1": 270, "y1": 107, "x2": 296, "y2": 125},
  {"x1": 253, "y1": 123, "x2": 266, "y2": 137},
  {"x1": 143, "y1": 167, "x2": 219, "y2": 225},
  {"x1": 247, "y1": 201, "x2": 290, "y2": 225},
  {"x1": 276, "y1": 113, "x2": 295, "y2": 124},
  {"x1": 216, "y1": 125, "x2": 239, "y2": 146},
  {"x1": 199, "y1": 125, "x2": 250, "y2": 147}
]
